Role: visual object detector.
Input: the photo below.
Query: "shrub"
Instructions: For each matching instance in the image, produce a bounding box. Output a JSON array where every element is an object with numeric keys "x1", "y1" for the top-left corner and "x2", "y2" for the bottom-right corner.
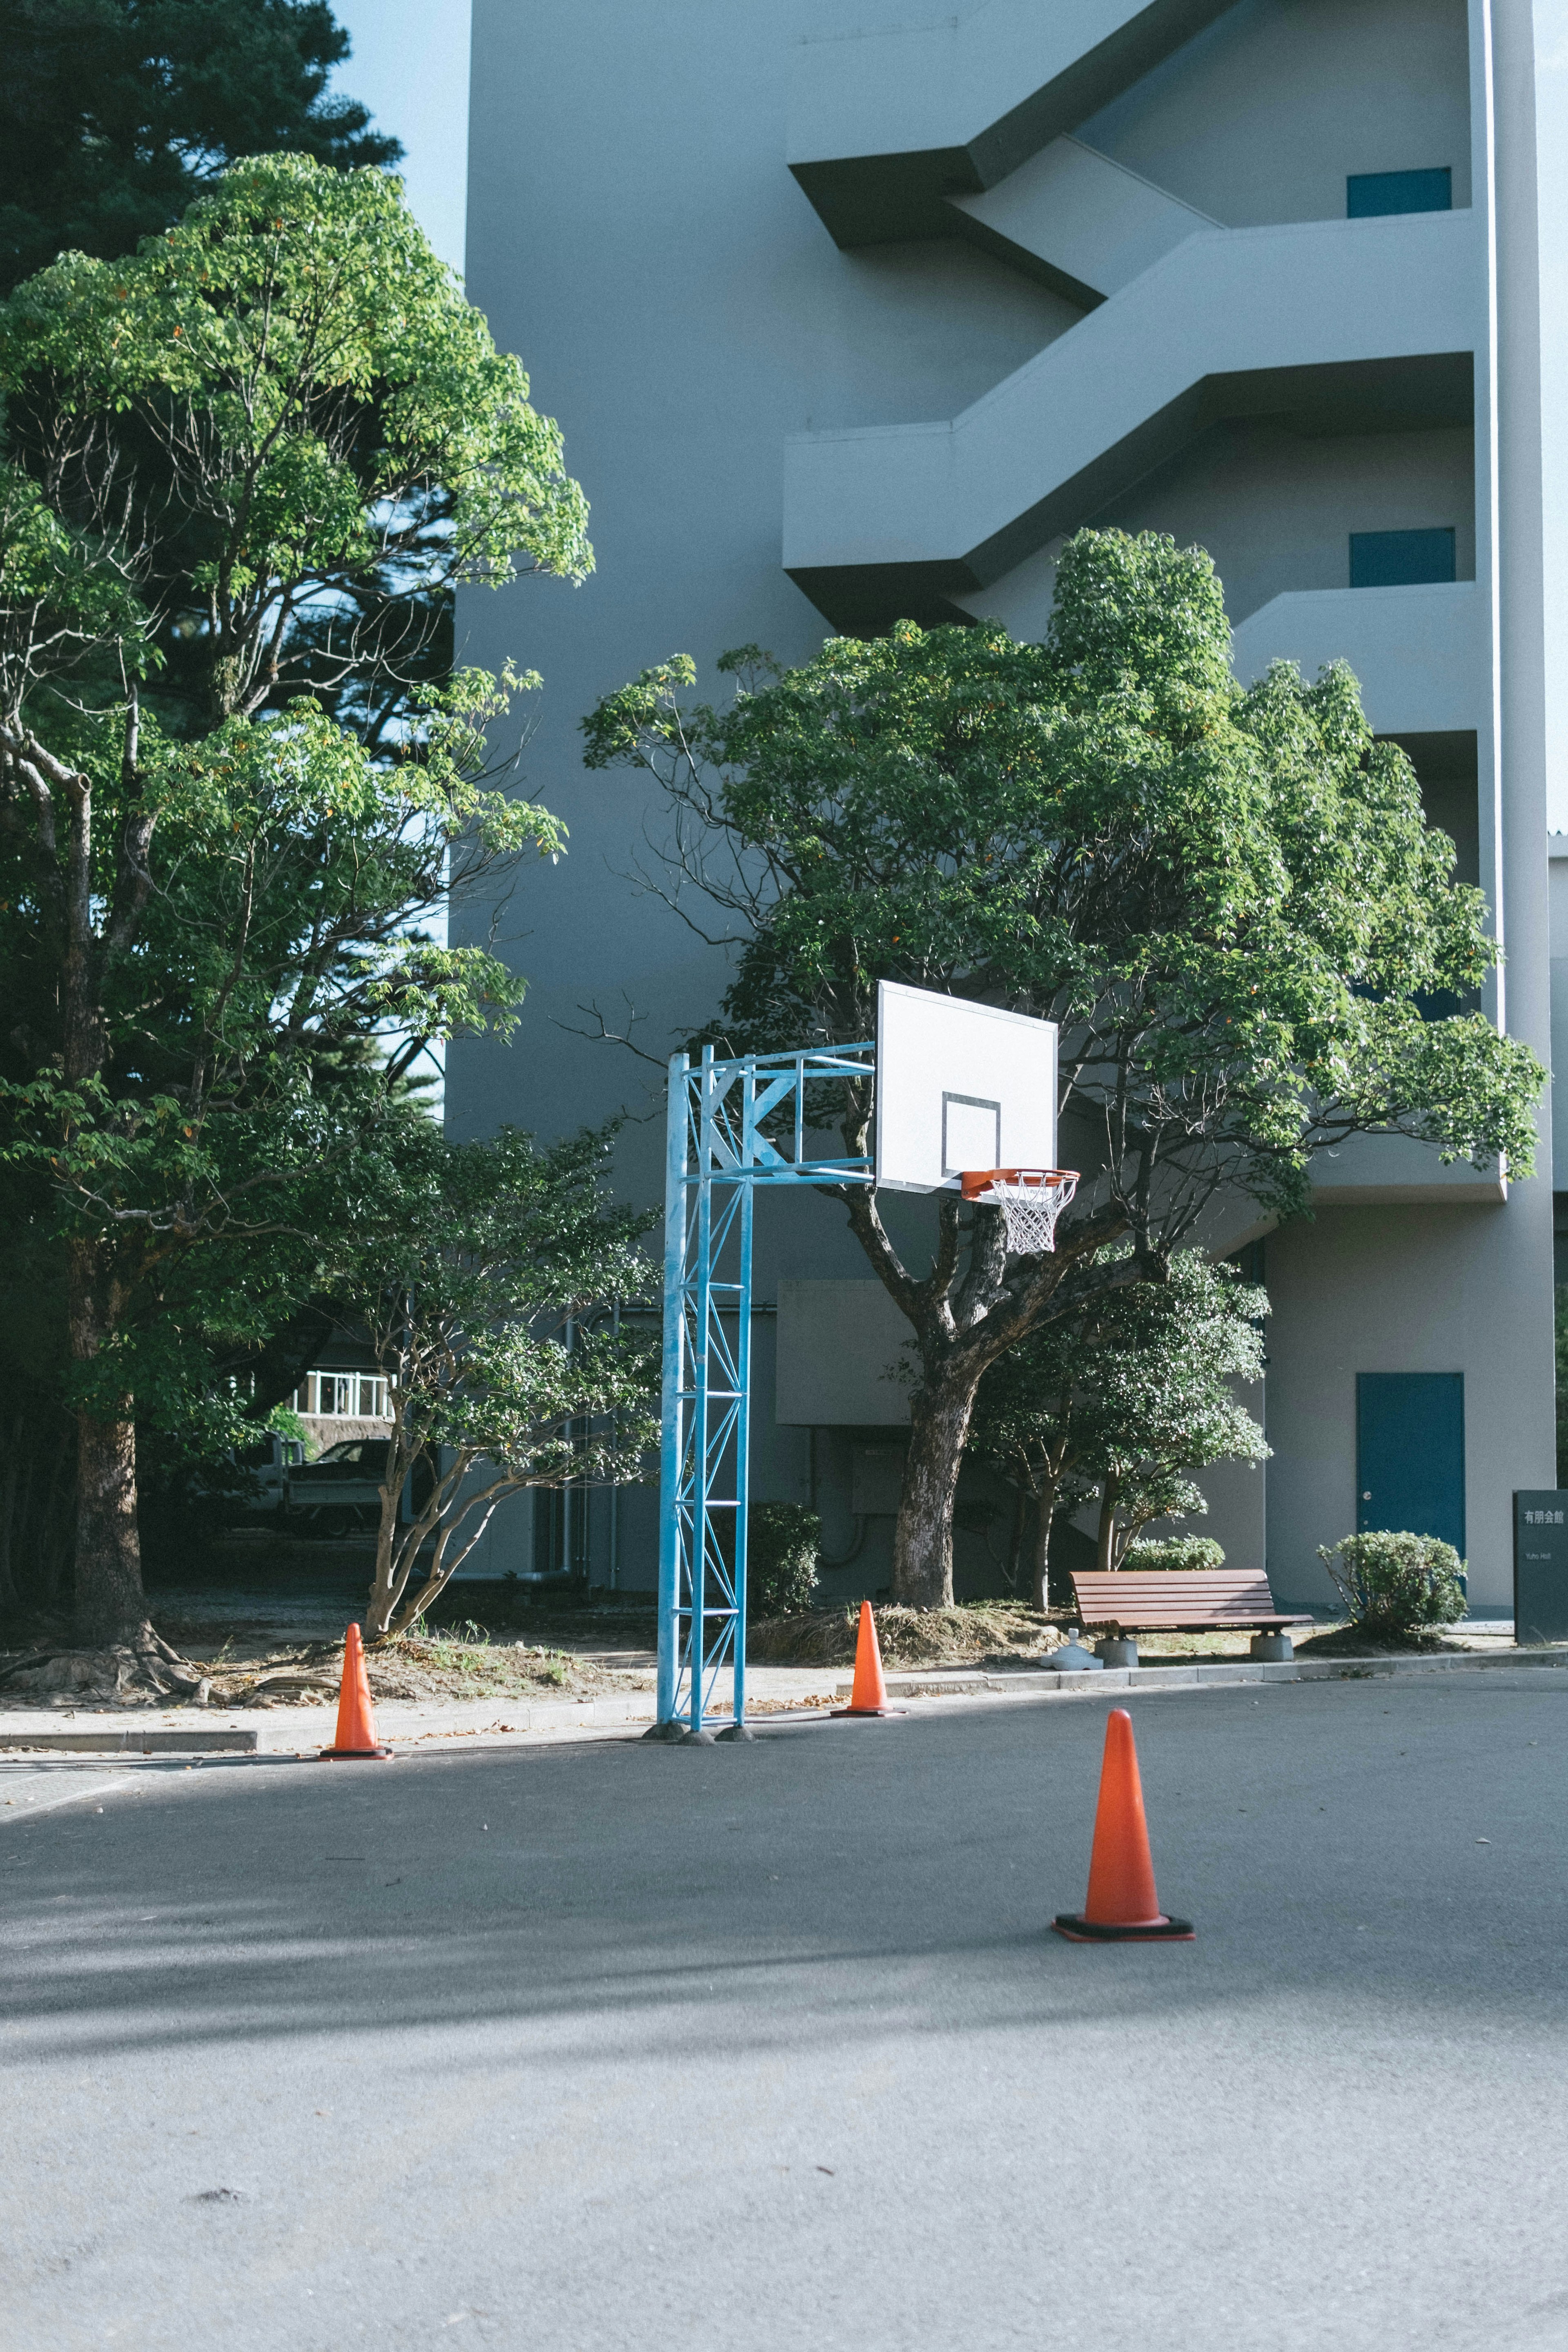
[
  {"x1": 747, "y1": 1503, "x2": 821, "y2": 1617},
  {"x1": 1316, "y1": 1531, "x2": 1467, "y2": 1633},
  {"x1": 1123, "y1": 1535, "x2": 1226, "y2": 1572}
]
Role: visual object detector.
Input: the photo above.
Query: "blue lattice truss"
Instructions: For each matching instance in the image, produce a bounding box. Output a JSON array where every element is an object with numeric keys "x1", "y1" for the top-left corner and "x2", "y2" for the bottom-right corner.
[{"x1": 658, "y1": 1041, "x2": 875, "y2": 1735}]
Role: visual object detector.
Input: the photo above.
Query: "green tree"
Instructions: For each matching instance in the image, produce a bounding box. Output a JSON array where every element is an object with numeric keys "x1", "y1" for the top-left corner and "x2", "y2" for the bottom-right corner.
[
  {"x1": 1076, "y1": 1255, "x2": 1269, "y2": 1574},
  {"x1": 327, "y1": 1122, "x2": 657, "y2": 1644},
  {"x1": 0, "y1": 150, "x2": 590, "y2": 739},
  {"x1": 0, "y1": 0, "x2": 399, "y2": 297},
  {"x1": 0, "y1": 674, "x2": 563, "y2": 1670},
  {"x1": 0, "y1": 158, "x2": 592, "y2": 1670},
  {"x1": 584, "y1": 530, "x2": 1544, "y2": 1610},
  {"x1": 969, "y1": 1250, "x2": 1267, "y2": 1604}
]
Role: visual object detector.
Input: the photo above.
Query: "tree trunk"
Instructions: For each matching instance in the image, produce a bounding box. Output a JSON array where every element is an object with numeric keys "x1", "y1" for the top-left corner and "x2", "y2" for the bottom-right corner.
[
  {"x1": 74, "y1": 1408, "x2": 152, "y2": 1644},
  {"x1": 1004, "y1": 1483, "x2": 1028, "y2": 1598},
  {"x1": 0, "y1": 1422, "x2": 20, "y2": 1615},
  {"x1": 1095, "y1": 1473, "x2": 1121, "y2": 1575},
  {"x1": 1031, "y1": 1492, "x2": 1056, "y2": 1613},
  {"x1": 67, "y1": 1243, "x2": 154, "y2": 1647},
  {"x1": 364, "y1": 1459, "x2": 411, "y2": 1643},
  {"x1": 891, "y1": 1361, "x2": 984, "y2": 1608}
]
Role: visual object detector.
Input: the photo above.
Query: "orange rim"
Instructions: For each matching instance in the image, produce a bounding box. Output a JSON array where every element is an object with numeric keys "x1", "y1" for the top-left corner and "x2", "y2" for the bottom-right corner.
[{"x1": 959, "y1": 1166, "x2": 1079, "y2": 1200}]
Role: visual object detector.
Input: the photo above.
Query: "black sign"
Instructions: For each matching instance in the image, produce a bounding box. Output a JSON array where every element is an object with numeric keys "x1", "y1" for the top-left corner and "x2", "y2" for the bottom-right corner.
[{"x1": 1513, "y1": 1492, "x2": 1568, "y2": 1645}]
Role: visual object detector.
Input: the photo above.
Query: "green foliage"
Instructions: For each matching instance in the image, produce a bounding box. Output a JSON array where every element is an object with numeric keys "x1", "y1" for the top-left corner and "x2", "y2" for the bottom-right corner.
[
  {"x1": 0, "y1": 457, "x2": 149, "y2": 691},
  {"x1": 0, "y1": 669, "x2": 559, "y2": 1258},
  {"x1": 585, "y1": 531, "x2": 1540, "y2": 1219},
  {"x1": 0, "y1": 150, "x2": 591, "y2": 736},
  {"x1": 1124, "y1": 1535, "x2": 1227, "y2": 1571},
  {"x1": 747, "y1": 1503, "x2": 822, "y2": 1618},
  {"x1": 1316, "y1": 1531, "x2": 1468, "y2": 1634},
  {"x1": 0, "y1": 0, "x2": 400, "y2": 296},
  {"x1": 969, "y1": 1247, "x2": 1268, "y2": 1570},
  {"x1": 324, "y1": 1118, "x2": 659, "y2": 1641}
]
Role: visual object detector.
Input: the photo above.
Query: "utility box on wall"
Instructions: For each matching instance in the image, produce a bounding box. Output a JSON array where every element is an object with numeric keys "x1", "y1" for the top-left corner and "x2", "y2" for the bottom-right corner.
[
  {"x1": 851, "y1": 1444, "x2": 906, "y2": 1516},
  {"x1": 775, "y1": 1281, "x2": 911, "y2": 1425},
  {"x1": 1514, "y1": 1491, "x2": 1568, "y2": 1643}
]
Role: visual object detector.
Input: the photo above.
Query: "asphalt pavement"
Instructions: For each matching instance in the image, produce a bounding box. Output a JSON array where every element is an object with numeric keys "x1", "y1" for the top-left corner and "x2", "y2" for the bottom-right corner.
[{"x1": 4, "y1": 1675, "x2": 1568, "y2": 2352}]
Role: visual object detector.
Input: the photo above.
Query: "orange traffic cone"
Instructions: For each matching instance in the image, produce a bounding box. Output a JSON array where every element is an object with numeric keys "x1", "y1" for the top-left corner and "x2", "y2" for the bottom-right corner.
[
  {"x1": 830, "y1": 1601, "x2": 906, "y2": 1719},
  {"x1": 1052, "y1": 1708, "x2": 1192, "y2": 1941},
  {"x1": 319, "y1": 1624, "x2": 393, "y2": 1760}
]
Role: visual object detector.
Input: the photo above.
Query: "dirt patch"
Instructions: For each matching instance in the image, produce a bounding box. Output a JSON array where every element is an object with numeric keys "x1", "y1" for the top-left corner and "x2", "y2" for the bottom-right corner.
[
  {"x1": 422, "y1": 1595, "x2": 659, "y2": 1653},
  {"x1": 213, "y1": 1632, "x2": 645, "y2": 1707},
  {"x1": 748, "y1": 1603, "x2": 1063, "y2": 1668},
  {"x1": 1293, "y1": 1622, "x2": 1458, "y2": 1658},
  {"x1": 1123, "y1": 1628, "x2": 1275, "y2": 1660},
  {"x1": 0, "y1": 1626, "x2": 651, "y2": 1711}
]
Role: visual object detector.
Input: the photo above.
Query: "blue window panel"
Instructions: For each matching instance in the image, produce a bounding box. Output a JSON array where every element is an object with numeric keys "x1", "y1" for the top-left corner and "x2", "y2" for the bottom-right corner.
[
  {"x1": 1347, "y1": 167, "x2": 1452, "y2": 218},
  {"x1": 1349, "y1": 528, "x2": 1456, "y2": 589},
  {"x1": 1356, "y1": 1372, "x2": 1466, "y2": 1557}
]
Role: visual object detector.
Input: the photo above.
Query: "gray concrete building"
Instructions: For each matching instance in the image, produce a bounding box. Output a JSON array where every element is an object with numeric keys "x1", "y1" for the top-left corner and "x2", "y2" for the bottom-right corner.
[{"x1": 451, "y1": 0, "x2": 1565, "y2": 1609}]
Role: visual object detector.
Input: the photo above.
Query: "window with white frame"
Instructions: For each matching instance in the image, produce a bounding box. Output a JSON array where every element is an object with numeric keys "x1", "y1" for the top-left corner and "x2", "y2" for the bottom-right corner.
[{"x1": 289, "y1": 1372, "x2": 391, "y2": 1420}]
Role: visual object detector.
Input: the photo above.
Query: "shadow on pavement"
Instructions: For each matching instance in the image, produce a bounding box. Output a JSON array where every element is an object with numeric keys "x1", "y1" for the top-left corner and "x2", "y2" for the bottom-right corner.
[{"x1": 4, "y1": 1681, "x2": 1567, "y2": 2065}]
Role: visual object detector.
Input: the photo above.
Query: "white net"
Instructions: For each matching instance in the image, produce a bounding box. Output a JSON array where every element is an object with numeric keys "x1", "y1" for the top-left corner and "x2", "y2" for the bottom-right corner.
[{"x1": 974, "y1": 1169, "x2": 1078, "y2": 1256}]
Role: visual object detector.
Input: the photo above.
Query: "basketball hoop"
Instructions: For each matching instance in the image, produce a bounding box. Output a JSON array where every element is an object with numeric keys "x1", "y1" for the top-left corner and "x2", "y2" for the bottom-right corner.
[{"x1": 960, "y1": 1167, "x2": 1079, "y2": 1256}]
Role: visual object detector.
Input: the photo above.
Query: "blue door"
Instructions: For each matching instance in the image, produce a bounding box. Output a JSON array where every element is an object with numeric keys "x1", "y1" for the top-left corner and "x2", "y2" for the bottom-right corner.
[{"x1": 1355, "y1": 1374, "x2": 1466, "y2": 1553}]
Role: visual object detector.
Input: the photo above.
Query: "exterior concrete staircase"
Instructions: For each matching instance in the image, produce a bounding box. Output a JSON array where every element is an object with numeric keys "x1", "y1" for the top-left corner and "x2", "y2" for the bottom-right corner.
[
  {"x1": 1230, "y1": 583, "x2": 1486, "y2": 739},
  {"x1": 784, "y1": 208, "x2": 1477, "y2": 634},
  {"x1": 788, "y1": 0, "x2": 1239, "y2": 243},
  {"x1": 948, "y1": 134, "x2": 1217, "y2": 304}
]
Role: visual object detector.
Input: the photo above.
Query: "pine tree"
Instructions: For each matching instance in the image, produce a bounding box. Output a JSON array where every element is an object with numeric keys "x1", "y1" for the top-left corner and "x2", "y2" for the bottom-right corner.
[{"x1": 0, "y1": 0, "x2": 399, "y2": 296}]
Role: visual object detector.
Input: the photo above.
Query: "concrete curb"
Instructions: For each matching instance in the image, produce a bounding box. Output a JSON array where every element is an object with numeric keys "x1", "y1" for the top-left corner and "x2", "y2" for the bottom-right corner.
[
  {"x1": 0, "y1": 1647, "x2": 1561, "y2": 1752},
  {"x1": 0, "y1": 1701, "x2": 658, "y2": 1754},
  {"x1": 869, "y1": 1648, "x2": 1568, "y2": 1699},
  {"x1": 0, "y1": 1727, "x2": 265, "y2": 1754}
]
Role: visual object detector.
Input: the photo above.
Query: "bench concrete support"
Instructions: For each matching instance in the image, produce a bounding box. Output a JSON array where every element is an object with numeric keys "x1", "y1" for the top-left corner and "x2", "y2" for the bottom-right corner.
[
  {"x1": 1250, "y1": 1633, "x2": 1295, "y2": 1662},
  {"x1": 1095, "y1": 1636, "x2": 1140, "y2": 1668}
]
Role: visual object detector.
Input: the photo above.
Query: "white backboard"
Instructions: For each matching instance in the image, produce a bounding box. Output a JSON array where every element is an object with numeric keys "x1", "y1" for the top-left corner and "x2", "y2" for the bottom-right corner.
[{"x1": 874, "y1": 981, "x2": 1059, "y2": 1193}]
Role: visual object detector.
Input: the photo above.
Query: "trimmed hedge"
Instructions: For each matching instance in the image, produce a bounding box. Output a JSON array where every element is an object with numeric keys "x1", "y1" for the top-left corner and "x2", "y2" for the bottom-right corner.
[
  {"x1": 1316, "y1": 1530, "x2": 1466, "y2": 1633},
  {"x1": 1123, "y1": 1535, "x2": 1226, "y2": 1572}
]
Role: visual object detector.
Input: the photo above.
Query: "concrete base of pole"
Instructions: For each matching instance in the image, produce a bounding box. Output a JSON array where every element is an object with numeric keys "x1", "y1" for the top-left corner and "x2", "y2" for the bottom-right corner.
[{"x1": 1047, "y1": 1641, "x2": 1104, "y2": 1672}]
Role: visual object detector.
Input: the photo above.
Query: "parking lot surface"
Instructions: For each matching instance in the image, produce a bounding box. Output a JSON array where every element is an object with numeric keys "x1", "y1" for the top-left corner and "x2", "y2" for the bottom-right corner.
[{"x1": 4, "y1": 1675, "x2": 1567, "y2": 2351}]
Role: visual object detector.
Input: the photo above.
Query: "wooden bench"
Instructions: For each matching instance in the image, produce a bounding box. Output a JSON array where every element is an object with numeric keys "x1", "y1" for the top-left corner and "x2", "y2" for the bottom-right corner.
[{"x1": 1068, "y1": 1569, "x2": 1312, "y2": 1661}]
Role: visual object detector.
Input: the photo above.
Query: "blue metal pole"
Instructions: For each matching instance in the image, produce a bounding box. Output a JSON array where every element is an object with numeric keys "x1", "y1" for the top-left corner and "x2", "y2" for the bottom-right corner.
[
  {"x1": 690, "y1": 1047, "x2": 717, "y2": 1734},
  {"x1": 731, "y1": 1169, "x2": 754, "y2": 1730},
  {"x1": 653, "y1": 1040, "x2": 875, "y2": 1746},
  {"x1": 655, "y1": 1051, "x2": 688, "y2": 1728}
]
